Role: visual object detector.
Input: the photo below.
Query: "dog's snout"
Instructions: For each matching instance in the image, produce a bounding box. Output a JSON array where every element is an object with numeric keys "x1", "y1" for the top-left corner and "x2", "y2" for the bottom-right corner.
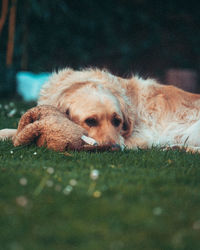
[
  {"x1": 98, "y1": 140, "x2": 119, "y2": 147},
  {"x1": 111, "y1": 143, "x2": 122, "y2": 151},
  {"x1": 100, "y1": 139, "x2": 116, "y2": 146}
]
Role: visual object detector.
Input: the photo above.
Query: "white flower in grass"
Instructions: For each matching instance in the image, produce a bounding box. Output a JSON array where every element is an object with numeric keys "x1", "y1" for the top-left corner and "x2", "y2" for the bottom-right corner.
[
  {"x1": 46, "y1": 180, "x2": 54, "y2": 187},
  {"x1": 153, "y1": 206, "x2": 162, "y2": 216},
  {"x1": 90, "y1": 169, "x2": 99, "y2": 180},
  {"x1": 33, "y1": 152, "x2": 37, "y2": 155},
  {"x1": 63, "y1": 185, "x2": 73, "y2": 195},
  {"x1": 16, "y1": 196, "x2": 28, "y2": 207},
  {"x1": 46, "y1": 167, "x2": 54, "y2": 174},
  {"x1": 19, "y1": 177, "x2": 27, "y2": 186},
  {"x1": 10, "y1": 150, "x2": 14, "y2": 154},
  {"x1": 69, "y1": 179, "x2": 77, "y2": 186},
  {"x1": 8, "y1": 109, "x2": 17, "y2": 117}
]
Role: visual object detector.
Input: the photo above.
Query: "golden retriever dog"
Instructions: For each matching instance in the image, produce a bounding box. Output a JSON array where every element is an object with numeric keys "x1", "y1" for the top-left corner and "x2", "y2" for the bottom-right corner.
[{"x1": 1, "y1": 67, "x2": 200, "y2": 152}]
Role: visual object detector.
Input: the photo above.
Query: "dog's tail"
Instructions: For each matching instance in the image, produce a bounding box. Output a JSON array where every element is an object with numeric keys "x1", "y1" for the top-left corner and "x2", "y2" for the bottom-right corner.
[{"x1": 0, "y1": 129, "x2": 17, "y2": 140}]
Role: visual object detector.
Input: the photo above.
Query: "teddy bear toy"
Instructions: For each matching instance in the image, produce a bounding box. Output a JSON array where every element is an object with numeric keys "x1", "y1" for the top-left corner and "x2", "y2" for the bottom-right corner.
[{"x1": 12, "y1": 105, "x2": 115, "y2": 152}]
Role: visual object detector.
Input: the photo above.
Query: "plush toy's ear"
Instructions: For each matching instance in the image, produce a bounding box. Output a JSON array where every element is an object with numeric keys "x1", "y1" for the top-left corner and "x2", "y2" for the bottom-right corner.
[
  {"x1": 13, "y1": 121, "x2": 41, "y2": 146},
  {"x1": 17, "y1": 108, "x2": 39, "y2": 132}
]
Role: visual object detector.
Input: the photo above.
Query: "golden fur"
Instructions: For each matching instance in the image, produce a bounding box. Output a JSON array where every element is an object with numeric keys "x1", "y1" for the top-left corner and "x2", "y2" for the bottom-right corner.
[
  {"x1": 1, "y1": 67, "x2": 200, "y2": 152},
  {"x1": 38, "y1": 68, "x2": 135, "y2": 146}
]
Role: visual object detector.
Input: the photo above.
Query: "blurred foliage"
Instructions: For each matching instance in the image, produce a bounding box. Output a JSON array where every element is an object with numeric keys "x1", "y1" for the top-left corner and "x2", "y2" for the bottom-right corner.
[{"x1": 0, "y1": 0, "x2": 200, "y2": 94}]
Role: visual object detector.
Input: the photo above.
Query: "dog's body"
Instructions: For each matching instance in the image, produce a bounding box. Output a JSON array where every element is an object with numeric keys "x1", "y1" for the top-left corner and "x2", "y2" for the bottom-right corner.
[{"x1": 1, "y1": 68, "x2": 200, "y2": 150}]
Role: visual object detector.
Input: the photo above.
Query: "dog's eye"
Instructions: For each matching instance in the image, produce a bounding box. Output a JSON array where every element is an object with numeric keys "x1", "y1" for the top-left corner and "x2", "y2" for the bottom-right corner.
[
  {"x1": 112, "y1": 117, "x2": 121, "y2": 127},
  {"x1": 85, "y1": 118, "x2": 98, "y2": 127}
]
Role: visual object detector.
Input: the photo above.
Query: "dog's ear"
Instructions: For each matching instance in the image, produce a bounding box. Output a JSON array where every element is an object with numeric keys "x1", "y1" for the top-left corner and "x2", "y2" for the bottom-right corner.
[
  {"x1": 116, "y1": 92, "x2": 134, "y2": 139},
  {"x1": 121, "y1": 113, "x2": 133, "y2": 138}
]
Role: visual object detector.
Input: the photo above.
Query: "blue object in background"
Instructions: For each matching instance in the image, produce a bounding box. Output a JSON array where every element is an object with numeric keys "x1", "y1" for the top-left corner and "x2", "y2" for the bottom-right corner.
[{"x1": 16, "y1": 72, "x2": 51, "y2": 101}]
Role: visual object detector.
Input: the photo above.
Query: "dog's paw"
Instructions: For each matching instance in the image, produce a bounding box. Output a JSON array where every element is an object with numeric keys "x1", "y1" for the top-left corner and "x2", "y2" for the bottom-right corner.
[
  {"x1": 0, "y1": 129, "x2": 17, "y2": 141},
  {"x1": 162, "y1": 144, "x2": 200, "y2": 154}
]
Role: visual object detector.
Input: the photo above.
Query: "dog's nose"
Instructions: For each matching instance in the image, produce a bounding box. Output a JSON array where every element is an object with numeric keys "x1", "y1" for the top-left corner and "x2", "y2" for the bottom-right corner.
[
  {"x1": 110, "y1": 144, "x2": 121, "y2": 151},
  {"x1": 111, "y1": 144, "x2": 120, "y2": 149},
  {"x1": 112, "y1": 143, "x2": 125, "y2": 151}
]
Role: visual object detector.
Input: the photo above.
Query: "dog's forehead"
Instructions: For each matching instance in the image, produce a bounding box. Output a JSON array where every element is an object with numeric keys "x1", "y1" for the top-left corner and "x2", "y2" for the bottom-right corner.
[
  {"x1": 69, "y1": 86, "x2": 122, "y2": 118},
  {"x1": 69, "y1": 85, "x2": 118, "y2": 105}
]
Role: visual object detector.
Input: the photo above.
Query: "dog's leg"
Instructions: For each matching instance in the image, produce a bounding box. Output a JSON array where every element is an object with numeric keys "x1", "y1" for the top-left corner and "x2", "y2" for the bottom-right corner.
[
  {"x1": 163, "y1": 144, "x2": 200, "y2": 154},
  {"x1": 0, "y1": 129, "x2": 17, "y2": 140}
]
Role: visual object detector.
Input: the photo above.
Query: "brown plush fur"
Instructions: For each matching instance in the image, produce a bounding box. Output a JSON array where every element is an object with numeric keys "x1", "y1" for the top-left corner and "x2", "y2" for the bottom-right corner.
[{"x1": 13, "y1": 105, "x2": 87, "y2": 151}]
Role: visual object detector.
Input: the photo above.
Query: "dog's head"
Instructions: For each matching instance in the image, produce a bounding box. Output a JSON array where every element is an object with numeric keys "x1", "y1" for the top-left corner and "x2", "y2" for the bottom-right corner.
[{"x1": 38, "y1": 68, "x2": 134, "y2": 146}]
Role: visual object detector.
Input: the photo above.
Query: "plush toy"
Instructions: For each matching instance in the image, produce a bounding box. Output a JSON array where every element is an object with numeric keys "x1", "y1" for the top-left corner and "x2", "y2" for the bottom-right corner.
[{"x1": 12, "y1": 105, "x2": 115, "y2": 152}]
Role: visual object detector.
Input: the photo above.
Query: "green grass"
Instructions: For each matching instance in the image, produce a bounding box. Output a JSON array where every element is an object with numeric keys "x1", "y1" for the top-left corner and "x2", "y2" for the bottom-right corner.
[{"x1": 1, "y1": 100, "x2": 200, "y2": 250}]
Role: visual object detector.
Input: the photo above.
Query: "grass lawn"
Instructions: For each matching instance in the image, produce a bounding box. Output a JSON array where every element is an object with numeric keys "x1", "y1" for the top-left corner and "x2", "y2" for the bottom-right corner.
[{"x1": 1, "y1": 100, "x2": 200, "y2": 250}]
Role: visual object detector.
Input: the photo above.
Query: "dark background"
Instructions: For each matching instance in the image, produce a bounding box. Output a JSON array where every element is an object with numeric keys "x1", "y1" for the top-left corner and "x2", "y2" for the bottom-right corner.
[{"x1": 0, "y1": 0, "x2": 200, "y2": 96}]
